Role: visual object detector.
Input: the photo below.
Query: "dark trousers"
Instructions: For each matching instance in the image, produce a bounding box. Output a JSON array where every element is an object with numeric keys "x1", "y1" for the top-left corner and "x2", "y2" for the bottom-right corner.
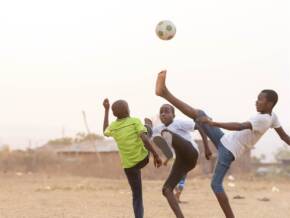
[
  {"x1": 163, "y1": 131, "x2": 198, "y2": 192},
  {"x1": 124, "y1": 155, "x2": 149, "y2": 218}
]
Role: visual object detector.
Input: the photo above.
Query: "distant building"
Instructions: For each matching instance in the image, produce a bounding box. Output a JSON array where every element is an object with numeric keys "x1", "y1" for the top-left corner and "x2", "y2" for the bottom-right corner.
[
  {"x1": 275, "y1": 149, "x2": 290, "y2": 166},
  {"x1": 57, "y1": 139, "x2": 118, "y2": 157},
  {"x1": 36, "y1": 138, "x2": 118, "y2": 157}
]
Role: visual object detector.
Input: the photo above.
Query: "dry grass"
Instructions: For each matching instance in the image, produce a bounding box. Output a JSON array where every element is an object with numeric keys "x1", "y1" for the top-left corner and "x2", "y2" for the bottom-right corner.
[
  {"x1": 0, "y1": 150, "x2": 289, "y2": 217},
  {"x1": 0, "y1": 150, "x2": 256, "y2": 179},
  {"x1": 0, "y1": 173, "x2": 289, "y2": 218}
]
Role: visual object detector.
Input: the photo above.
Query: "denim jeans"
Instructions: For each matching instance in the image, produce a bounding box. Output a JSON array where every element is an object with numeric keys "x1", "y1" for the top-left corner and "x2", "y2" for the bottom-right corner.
[{"x1": 197, "y1": 110, "x2": 235, "y2": 193}]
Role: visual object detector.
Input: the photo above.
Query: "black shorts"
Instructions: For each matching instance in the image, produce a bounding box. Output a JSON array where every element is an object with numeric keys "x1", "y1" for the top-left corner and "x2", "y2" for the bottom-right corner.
[
  {"x1": 163, "y1": 131, "x2": 198, "y2": 191},
  {"x1": 125, "y1": 154, "x2": 149, "y2": 171}
]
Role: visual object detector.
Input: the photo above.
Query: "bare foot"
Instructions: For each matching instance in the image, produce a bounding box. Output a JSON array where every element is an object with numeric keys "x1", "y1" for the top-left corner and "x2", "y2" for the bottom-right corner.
[{"x1": 155, "y1": 70, "x2": 168, "y2": 96}]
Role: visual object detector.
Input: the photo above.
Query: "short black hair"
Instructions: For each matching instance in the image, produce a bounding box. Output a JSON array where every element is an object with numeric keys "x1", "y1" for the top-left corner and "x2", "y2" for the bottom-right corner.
[
  {"x1": 161, "y1": 104, "x2": 175, "y2": 115},
  {"x1": 111, "y1": 100, "x2": 129, "y2": 119},
  {"x1": 261, "y1": 89, "x2": 278, "y2": 108}
]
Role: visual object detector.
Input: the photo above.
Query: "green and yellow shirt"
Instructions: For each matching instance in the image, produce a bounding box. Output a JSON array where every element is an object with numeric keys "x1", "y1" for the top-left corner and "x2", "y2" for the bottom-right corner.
[{"x1": 104, "y1": 117, "x2": 149, "y2": 168}]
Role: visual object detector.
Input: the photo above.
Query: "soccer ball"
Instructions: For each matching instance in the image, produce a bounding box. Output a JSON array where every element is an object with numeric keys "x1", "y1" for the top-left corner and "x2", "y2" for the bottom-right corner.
[{"x1": 155, "y1": 20, "x2": 176, "y2": 40}]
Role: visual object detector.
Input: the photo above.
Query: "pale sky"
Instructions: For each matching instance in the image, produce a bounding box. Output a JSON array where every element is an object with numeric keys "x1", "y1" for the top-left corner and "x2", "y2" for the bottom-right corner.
[{"x1": 0, "y1": 0, "x2": 289, "y2": 161}]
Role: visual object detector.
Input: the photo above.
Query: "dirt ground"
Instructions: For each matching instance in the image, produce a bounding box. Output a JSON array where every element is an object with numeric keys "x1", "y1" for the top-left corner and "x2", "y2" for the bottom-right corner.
[{"x1": 0, "y1": 174, "x2": 289, "y2": 218}]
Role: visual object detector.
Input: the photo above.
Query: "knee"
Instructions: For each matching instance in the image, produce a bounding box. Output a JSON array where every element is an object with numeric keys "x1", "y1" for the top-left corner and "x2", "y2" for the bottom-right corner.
[
  {"x1": 195, "y1": 110, "x2": 208, "y2": 122},
  {"x1": 196, "y1": 110, "x2": 211, "y2": 120},
  {"x1": 162, "y1": 186, "x2": 173, "y2": 197},
  {"x1": 197, "y1": 109, "x2": 206, "y2": 117},
  {"x1": 211, "y1": 180, "x2": 224, "y2": 193}
]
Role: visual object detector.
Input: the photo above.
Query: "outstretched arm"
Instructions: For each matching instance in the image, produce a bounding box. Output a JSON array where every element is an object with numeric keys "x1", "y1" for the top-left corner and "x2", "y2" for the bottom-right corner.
[
  {"x1": 140, "y1": 133, "x2": 162, "y2": 168},
  {"x1": 103, "y1": 98, "x2": 110, "y2": 134},
  {"x1": 196, "y1": 125, "x2": 212, "y2": 160},
  {"x1": 212, "y1": 121, "x2": 252, "y2": 131},
  {"x1": 197, "y1": 116, "x2": 252, "y2": 131},
  {"x1": 275, "y1": 127, "x2": 290, "y2": 145}
]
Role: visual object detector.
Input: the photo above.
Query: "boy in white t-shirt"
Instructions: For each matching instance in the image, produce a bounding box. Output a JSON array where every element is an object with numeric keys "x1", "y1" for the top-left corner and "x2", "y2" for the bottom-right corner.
[
  {"x1": 155, "y1": 70, "x2": 290, "y2": 218},
  {"x1": 145, "y1": 104, "x2": 211, "y2": 218}
]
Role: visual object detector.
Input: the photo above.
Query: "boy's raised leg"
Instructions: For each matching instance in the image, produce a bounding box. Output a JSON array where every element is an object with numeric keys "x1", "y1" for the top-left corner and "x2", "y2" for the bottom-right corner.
[{"x1": 155, "y1": 70, "x2": 200, "y2": 119}]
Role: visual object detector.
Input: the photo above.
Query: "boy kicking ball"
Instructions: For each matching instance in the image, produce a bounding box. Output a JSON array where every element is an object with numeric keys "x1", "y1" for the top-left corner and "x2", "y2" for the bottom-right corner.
[{"x1": 155, "y1": 70, "x2": 290, "y2": 218}]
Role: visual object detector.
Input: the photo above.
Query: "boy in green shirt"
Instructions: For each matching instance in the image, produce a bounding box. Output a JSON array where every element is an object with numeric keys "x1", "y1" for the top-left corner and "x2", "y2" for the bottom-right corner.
[{"x1": 103, "y1": 98, "x2": 162, "y2": 218}]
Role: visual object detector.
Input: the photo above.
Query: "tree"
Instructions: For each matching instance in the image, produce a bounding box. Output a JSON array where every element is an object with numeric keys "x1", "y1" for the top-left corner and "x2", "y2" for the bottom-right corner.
[
  {"x1": 275, "y1": 147, "x2": 290, "y2": 162},
  {"x1": 0, "y1": 144, "x2": 11, "y2": 153},
  {"x1": 47, "y1": 137, "x2": 73, "y2": 146},
  {"x1": 74, "y1": 132, "x2": 104, "y2": 143},
  {"x1": 46, "y1": 133, "x2": 105, "y2": 146}
]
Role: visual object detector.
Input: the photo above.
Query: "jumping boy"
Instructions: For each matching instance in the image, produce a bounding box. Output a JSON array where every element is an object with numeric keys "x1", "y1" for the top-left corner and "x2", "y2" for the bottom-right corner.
[
  {"x1": 145, "y1": 103, "x2": 212, "y2": 217},
  {"x1": 103, "y1": 98, "x2": 162, "y2": 218},
  {"x1": 155, "y1": 70, "x2": 290, "y2": 218}
]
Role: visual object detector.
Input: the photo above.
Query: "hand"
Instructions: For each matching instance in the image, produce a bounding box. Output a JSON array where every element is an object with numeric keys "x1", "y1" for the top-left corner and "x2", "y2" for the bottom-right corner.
[
  {"x1": 197, "y1": 116, "x2": 213, "y2": 126},
  {"x1": 153, "y1": 155, "x2": 162, "y2": 168},
  {"x1": 103, "y1": 98, "x2": 110, "y2": 110},
  {"x1": 205, "y1": 149, "x2": 213, "y2": 160},
  {"x1": 144, "y1": 118, "x2": 153, "y2": 128},
  {"x1": 163, "y1": 158, "x2": 170, "y2": 166}
]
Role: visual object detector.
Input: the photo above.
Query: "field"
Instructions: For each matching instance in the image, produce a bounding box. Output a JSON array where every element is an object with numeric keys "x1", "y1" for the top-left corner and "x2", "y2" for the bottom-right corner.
[{"x1": 0, "y1": 173, "x2": 289, "y2": 218}]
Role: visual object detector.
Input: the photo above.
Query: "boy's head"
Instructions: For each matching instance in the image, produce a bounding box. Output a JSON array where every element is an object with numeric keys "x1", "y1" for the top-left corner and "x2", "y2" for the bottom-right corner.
[
  {"x1": 159, "y1": 104, "x2": 175, "y2": 126},
  {"x1": 256, "y1": 89, "x2": 278, "y2": 113},
  {"x1": 112, "y1": 100, "x2": 130, "y2": 119}
]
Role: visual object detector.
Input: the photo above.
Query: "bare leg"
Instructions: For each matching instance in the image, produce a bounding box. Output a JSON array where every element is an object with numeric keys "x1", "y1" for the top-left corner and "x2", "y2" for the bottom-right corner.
[
  {"x1": 160, "y1": 131, "x2": 197, "y2": 218},
  {"x1": 174, "y1": 188, "x2": 182, "y2": 203},
  {"x1": 163, "y1": 187, "x2": 184, "y2": 218},
  {"x1": 215, "y1": 193, "x2": 235, "y2": 218},
  {"x1": 155, "y1": 70, "x2": 200, "y2": 119}
]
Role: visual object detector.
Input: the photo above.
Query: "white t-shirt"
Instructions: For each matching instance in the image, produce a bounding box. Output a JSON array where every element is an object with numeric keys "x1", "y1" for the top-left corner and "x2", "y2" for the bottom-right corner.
[
  {"x1": 221, "y1": 113, "x2": 281, "y2": 159},
  {"x1": 152, "y1": 118, "x2": 199, "y2": 152}
]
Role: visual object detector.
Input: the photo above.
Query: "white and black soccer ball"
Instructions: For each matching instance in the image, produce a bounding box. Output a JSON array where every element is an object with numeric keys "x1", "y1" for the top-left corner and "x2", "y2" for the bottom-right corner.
[{"x1": 155, "y1": 20, "x2": 176, "y2": 40}]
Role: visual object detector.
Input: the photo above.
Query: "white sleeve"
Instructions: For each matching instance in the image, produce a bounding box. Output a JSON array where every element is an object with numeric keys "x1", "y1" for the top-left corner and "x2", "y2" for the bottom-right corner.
[
  {"x1": 152, "y1": 125, "x2": 164, "y2": 136},
  {"x1": 271, "y1": 113, "x2": 281, "y2": 129},
  {"x1": 179, "y1": 119, "x2": 195, "y2": 132},
  {"x1": 249, "y1": 114, "x2": 270, "y2": 133}
]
